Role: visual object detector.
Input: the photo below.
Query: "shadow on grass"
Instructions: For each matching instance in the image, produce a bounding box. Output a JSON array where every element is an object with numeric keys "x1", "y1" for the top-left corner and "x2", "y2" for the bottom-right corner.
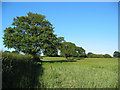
[
  {"x1": 2, "y1": 52, "x2": 45, "y2": 88},
  {"x1": 42, "y1": 60, "x2": 77, "y2": 63}
]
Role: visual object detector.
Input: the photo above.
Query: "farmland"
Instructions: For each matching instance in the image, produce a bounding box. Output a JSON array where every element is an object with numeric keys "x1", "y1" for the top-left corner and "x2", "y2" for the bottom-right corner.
[
  {"x1": 2, "y1": 53, "x2": 118, "y2": 88},
  {"x1": 39, "y1": 57, "x2": 118, "y2": 88}
]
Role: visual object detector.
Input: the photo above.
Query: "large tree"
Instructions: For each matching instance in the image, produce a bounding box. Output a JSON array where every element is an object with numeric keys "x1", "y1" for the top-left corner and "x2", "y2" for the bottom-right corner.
[
  {"x1": 43, "y1": 45, "x2": 58, "y2": 57},
  {"x1": 3, "y1": 12, "x2": 58, "y2": 62}
]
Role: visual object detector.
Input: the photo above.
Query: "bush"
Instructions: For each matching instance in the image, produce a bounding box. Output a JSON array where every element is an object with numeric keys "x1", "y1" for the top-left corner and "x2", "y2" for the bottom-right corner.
[{"x1": 2, "y1": 52, "x2": 44, "y2": 88}]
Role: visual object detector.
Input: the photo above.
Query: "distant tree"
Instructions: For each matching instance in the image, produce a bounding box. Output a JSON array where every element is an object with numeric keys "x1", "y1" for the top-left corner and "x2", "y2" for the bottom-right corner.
[
  {"x1": 60, "y1": 42, "x2": 77, "y2": 59},
  {"x1": 3, "y1": 12, "x2": 59, "y2": 62},
  {"x1": 113, "y1": 51, "x2": 120, "y2": 58},
  {"x1": 76, "y1": 47, "x2": 86, "y2": 57},
  {"x1": 87, "y1": 52, "x2": 112, "y2": 58},
  {"x1": 87, "y1": 52, "x2": 93, "y2": 58},
  {"x1": 43, "y1": 37, "x2": 65, "y2": 57},
  {"x1": 4, "y1": 51, "x2": 10, "y2": 53},
  {"x1": 104, "y1": 54, "x2": 112, "y2": 58},
  {"x1": 12, "y1": 51, "x2": 19, "y2": 54}
]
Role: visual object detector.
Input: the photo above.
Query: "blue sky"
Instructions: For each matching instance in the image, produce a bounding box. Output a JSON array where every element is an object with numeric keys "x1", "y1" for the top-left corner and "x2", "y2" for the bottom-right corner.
[{"x1": 1, "y1": 2, "x2": 118, "y2": 56}]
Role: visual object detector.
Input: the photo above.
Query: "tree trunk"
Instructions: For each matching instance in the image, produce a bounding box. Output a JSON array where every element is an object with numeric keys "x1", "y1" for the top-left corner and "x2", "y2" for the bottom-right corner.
[{"x1": 65, "y1": 55, "x2": 68, "y2": 59}]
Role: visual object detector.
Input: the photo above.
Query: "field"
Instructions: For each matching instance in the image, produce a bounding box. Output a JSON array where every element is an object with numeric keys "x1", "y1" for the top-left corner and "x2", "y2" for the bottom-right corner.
[
  {"x1": 2, "y1": 53, "x2": 118, "y2": 88},
  {"x1": 39, "y1": 57, "x2": 118, "y2": 88}
]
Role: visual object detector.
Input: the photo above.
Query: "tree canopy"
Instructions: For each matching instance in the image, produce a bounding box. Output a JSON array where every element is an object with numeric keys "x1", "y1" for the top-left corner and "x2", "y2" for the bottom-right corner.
[
  {"x1": 3, "y1": 12, "x2": 59, "y2": 61},
  {"x1": 60, "y1": 42, "x2": 86, "y2": 59},
  {"x1": 113, "y1": 51, "x2": 120, "y2": 58},
  {"x1": 43, "y1": 37, "x2": 65, "y2": 57},
  {"x1": 87, "y1": 52, "x2": 112, "y2": 58},
  {"x1": 3, "y1": 12, "x2": 114, "y2": 60}
]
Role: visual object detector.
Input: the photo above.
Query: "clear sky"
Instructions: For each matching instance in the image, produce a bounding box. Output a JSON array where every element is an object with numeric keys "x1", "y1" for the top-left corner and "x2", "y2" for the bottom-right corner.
[{"x1": 1, "y1": 2, "x2": 118, "y2": 56}]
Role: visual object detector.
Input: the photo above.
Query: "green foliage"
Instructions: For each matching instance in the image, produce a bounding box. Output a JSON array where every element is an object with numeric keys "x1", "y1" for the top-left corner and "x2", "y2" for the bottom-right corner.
[
  {"x1": 60, "y1": 42, "x2": 77, "y2": 58},
  {"x1": 4, "y1": 51, "x2": 10, "y2": 53},
  {"x1": 12, "y1": 51, "x2": 19, "y2": 53},
  {"x1": 3, "y1": 12, "x2": 59, "y2": 60},
  {"x1": 2, "y1": 52, "x2": 44, "y2": 88},
  {"x1": 59, "y1": 42, "x2": 86, "y2": 59},
  {"x1": 43, "y1": 37, "x2": 65, "y2": 57},
  {"x1": 87, "y1": 52, "x2": 112, "y2": 58},
  {"x1": 104, "y1": 54, "x2": 112, "y2": 58},
  {"x1": 76, "y1": 47, "x2": 86, "y2": 57},
  {"x1": 113, "y1": 51, "x2": 120, "y2": 58},
  {"x1": 43, "y1": 46, "x2": 58, "y2": 57}
]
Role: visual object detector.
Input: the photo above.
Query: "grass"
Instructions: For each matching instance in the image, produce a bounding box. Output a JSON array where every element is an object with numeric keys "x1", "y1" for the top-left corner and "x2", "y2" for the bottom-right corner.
[
  {"x1": 39, "y1": 57, "x2": 118, "y2": 88},
  {"x1": 2, "y1": 53, "x2": 118, "y2": 88}
]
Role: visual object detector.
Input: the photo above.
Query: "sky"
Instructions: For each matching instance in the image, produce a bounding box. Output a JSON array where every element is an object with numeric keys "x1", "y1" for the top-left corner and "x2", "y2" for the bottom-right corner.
[{"x1": 1, "y1": 2, "x2": 118, "y2": 56}]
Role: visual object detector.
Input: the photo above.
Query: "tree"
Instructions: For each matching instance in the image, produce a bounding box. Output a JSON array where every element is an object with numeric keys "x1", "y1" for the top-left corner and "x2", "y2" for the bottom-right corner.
[
  {"x1": 76, "y1": 47, "x2": 86, "y2": 57},
  {"x1": 87, "y1": 52, "x2": 93, "y2": 58},
  {"x1": 43, "y1": 37, "x2": 65, "y2": 57},
  {"x1": 12, "y1": 51, "x2": 19, "y2": 54},
  {"x1": 4, "y1": 51, "x2": 10, "y2": 53},
  {"x1": 104, "y1": 54, "x2": 112, "y2": 58},
  {"x1": 43, "y1": 45, "x2": 58, "y2": 57},
  {"x1": 87, "y1": 52, "x2": 112, "y2": 58},
  {"x1": 60, "y1": 42, "x2": 77, "y2": 59},
  {"x1": 113, "y1": 51, "x2": 120, "y2": 58},
  {"x1": 3, "y1": 12, "x2": 58, "y2": 62}
]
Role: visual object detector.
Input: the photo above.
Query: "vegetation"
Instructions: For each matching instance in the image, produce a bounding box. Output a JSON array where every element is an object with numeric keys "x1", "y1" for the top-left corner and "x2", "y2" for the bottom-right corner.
[
  {"x1": 113, "y1": 51, "x2": 120, "y2": 58},
  {"x1": 12, "y1": 51, "x2": 19, "y2": 54},
  {"x1": 2, "y1": 52, "x2": 44, "y2": 88},
  {"x1": 3, "y1": 12, "x2": 63, "y2": 62},
  {"x1": 2, "y1": 52, "x2": 118, "y2": 88},
  {"x1": 87, "y1": 52, "x2": 112, "y2": 58},
  {"x1": 2, "y1": 12, "x2": 118, "y2": 88},
  {"x1": 60, "y1": 42, "x2": 86, "y2": 59},
  {"x1": 40, "y1": 57, "x2": 118, "y2": 88}
]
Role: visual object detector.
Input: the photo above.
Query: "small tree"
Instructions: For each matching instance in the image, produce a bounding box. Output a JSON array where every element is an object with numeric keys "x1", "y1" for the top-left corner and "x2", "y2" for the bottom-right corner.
[
  {"x1": 113, "y1": 51, "x2": 120, "y2": 58},
  {"x1": 76, "y1": 47, "x2": 86, "y2": 57},
  {"x1": 87, "y1": 52, "x2": 93, "y2": 58},
  {"x1": 3, "y1": 12, "x2": 58, "y2": 62}
]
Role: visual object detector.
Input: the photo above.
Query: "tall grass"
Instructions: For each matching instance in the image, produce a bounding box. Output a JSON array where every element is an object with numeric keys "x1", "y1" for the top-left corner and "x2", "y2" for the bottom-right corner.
[
  {"x1": 40, "y1": 57, "x2": 118, "y2": 88},
  {"x1": 2, "y1": 54, "x2": 118, "y2": 88},
  {"x1": 2, "y1": 52, "x2": 44, "y2": 88}
]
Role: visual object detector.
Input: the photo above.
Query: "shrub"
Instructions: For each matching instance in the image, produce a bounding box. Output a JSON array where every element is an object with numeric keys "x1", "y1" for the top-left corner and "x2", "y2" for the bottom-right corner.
[{"x1": 2, "y1": 52, "x2": 44, "y2": 88}]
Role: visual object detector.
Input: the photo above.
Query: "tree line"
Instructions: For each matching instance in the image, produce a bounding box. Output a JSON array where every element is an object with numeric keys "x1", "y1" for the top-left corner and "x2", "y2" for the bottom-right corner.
[{"x1": 3, "y1": 12, "x2": 120, "y2": 62}]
